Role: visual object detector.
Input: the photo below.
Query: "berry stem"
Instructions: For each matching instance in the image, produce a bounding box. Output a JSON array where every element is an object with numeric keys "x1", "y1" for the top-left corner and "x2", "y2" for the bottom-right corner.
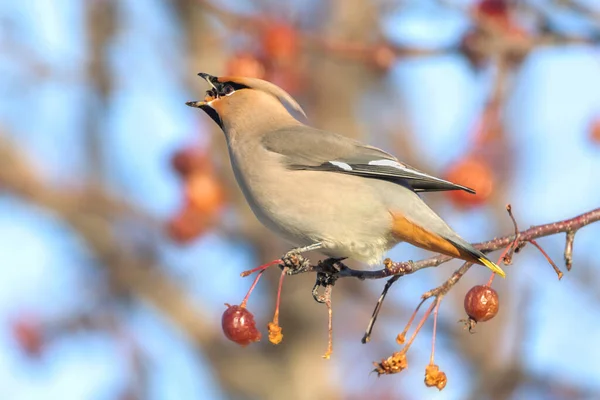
[
  {"x1": 487, "y1": 241, "x2": 514, "y2": 286},
  {"x1": 429, "y1": 296, "x2": 443, "y2": 365},
  {"x1": 272, "y1": 268, "x2": 287, "y2": 324},
  {"x1": 240, "y1": 259, "x2": 282, "y2": 277},
  {"x1": 322, "y1": 285, "x2": 334, "y2": 359},
  {"x1": 402, "y1": 300, "x2": 436, "y2": 353},
  {"x1": 397, "y1": 297, "x2": 428, "y2": 345},
  {"x1": 240, "y1": 270, "x2": 265, "y2": 308},
  {"x1": 529, "y1": 239, "x2": 563, "y2": 280}
]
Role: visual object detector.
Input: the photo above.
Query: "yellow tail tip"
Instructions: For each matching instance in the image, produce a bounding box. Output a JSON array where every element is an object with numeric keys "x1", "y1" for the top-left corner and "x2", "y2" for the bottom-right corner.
[{"x1": 479, "y1": 257, "x2": 506, "y2": 278}]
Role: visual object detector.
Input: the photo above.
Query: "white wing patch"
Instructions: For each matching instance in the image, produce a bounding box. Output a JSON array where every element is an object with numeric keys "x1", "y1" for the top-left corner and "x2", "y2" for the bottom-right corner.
[
  {"x1": 329, "y1": 161, "x2": 353, "y2": 171},
  {"x1": 368, "y1": 159, "x2": 433, "y2": 179}
]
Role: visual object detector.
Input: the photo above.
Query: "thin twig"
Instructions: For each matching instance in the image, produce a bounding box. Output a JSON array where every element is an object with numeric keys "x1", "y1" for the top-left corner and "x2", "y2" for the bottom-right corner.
[
  {"x1": 565, "y1": 231, "x2": 575, "y2": 271},
  {"x1": 528, "y1": 239, "x2": 563, "y2": 280},
  {"x1": 361, "y1": 275, "x2": 400, "y2": 343},
  {"x1": 309, "y1": 208, "x2": 600, "y2": 281},
  {"x1": 430, "y1": 297, "x2": 443, "y2": 365},
  {"x1": 503, "y1": 204, "x2": 520, "y2": 264}
]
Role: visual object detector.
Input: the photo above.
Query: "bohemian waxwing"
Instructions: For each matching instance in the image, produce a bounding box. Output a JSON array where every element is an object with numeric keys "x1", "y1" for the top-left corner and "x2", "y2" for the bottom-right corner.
[{"x1": 186, "y1": 73, "x2": 505, "y2": 277}]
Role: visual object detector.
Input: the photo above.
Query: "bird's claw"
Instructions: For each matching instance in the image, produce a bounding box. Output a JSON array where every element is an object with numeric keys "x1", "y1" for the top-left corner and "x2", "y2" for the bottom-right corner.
[{"x1": 280, "y1": 251, "x2": 311, "y2": 275}]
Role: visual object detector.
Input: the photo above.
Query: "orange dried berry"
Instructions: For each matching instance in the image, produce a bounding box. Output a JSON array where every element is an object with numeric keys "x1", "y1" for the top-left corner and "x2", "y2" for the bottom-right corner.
[
  {"x1": 222, "y1": 304, "x2": 261, "y2": 346},
  {"x1": 464, "y1": 285, "x2": 499, "y2": 322},
  {"x1": 267, "y1": 322, "x2": 283, "y2": 345},
  {"x1": 395, "y1": 332, "x2": 405, "y2": 345},
  {"x1": 373, "y1": 351, "x2": 408, "y2": 376},
  {"x1": 444, "y1": 156, "x2": 494, "y2": 208},
  {"x1": 425, "y1": 364, "x2": 447, "y2": 391}
]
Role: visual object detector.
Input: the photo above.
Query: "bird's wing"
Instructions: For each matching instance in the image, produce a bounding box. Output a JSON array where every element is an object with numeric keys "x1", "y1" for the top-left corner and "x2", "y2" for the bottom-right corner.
[{"x1": 261, "y1": 126, "x2": 475, "y2": 193}]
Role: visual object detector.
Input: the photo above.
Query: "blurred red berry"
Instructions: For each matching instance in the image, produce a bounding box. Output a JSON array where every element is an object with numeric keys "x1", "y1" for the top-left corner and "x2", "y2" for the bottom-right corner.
[
  {"x1": 262, "y1": 23, "x2": 299, "y2": 64},
  {"x1": 12, "y1": 316, "x2": 44, "y2": 357},
  {"x1": 476, "y1": 0, "x2": 508, "y2": 16},
  {"x1": 185, "y1": 171, "x2": 225, "y2": 216},
  {"x1": 475, "y1": 0, "x2": 510, "y2": 27},
  {"x1": 225, "y1": 53, "x2": 266, "y2": 79},
  {"x1": 444, "y1": 156, "x2": 494, "y2": 208},
  {"x1": 589, "y1": 117, "x2": 600, "y2": 144},
  {"x1": 464, "y1": 285, "x2": 499, "y2": 322},
  {"x1": 171, "y1": 148, "x2": 209, "y2": 177},
  {"x1": 222, "y1": 304, "x2": 261, "y2": 346},
  {"x1": 166, "y1": 205, "x2": 207, "y2": 243}
]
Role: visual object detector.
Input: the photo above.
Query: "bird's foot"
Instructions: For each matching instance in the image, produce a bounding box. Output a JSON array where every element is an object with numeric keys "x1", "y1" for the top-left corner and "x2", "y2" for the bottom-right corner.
[
  {"x1": 311, "y1": 258, "x2": 346, "y2": 303},
  {"x1": 280, "y1": 251, "x2": 312, "y2": 275}
]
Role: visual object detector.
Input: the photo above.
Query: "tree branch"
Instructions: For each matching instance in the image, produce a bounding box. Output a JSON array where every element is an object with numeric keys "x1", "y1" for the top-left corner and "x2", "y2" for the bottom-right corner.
[{"x1": 304, "y1": 208, "x2": 600, "y2": 281}]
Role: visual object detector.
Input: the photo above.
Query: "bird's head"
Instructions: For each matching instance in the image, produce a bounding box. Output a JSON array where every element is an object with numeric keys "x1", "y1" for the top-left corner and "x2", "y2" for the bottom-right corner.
[{"x1": 186, "y1": 73, "x2": 306, "y2": 134}]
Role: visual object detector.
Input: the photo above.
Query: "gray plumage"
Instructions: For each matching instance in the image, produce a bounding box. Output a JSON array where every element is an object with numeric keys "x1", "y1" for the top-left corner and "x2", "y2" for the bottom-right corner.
[{"x1": 261, "y1": 126, "x2": 475, "y2": 193}]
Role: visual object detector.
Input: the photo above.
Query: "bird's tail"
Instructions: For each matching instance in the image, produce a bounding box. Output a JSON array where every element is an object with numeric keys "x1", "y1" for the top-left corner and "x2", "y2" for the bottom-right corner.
[{"x1": 447, "y1": 239, "x2": 506, "y2": 278}]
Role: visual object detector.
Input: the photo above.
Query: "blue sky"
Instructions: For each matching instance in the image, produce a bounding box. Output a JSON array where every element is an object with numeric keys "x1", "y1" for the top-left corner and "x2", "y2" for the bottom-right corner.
[{"x1": 0, "y1": 0, "x2": 599, "y2": 399}]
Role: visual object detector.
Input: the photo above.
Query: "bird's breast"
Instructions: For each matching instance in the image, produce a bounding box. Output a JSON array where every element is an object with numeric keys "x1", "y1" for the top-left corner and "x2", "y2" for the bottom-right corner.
[{"x1": 227, "y1": 141, "x2": 399, "y2": 263}]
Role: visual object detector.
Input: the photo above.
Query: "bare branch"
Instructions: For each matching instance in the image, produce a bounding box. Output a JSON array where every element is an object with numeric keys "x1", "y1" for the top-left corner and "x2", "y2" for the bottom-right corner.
[{"x1": 306, "y1": 208, "x2": 600, "y2": 282}]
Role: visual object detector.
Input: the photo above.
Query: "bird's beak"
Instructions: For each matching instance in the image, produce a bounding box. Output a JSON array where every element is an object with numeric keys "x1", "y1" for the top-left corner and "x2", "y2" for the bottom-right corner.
[
  {"x1": 186, "y1": 72, "x2": 221, "y2": 109},
  {"x1": 185, "y1": 100, "x2": 209, "y2": 109},
  {"x1": 197, "y1": 72, "x2": 219, "y2": 88}
]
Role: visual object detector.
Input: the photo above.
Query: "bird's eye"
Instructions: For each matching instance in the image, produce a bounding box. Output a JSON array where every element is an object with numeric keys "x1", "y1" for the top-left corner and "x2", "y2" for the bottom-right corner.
[{"x1": 223, "y1": 85, "x2": 234, "y2": 96}]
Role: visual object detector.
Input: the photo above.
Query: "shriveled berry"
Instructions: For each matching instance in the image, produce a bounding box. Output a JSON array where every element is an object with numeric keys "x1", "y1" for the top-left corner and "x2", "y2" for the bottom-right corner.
[
  {"x1": 464, "y1": 285, "x2": 499, "y2": 322},
  {"x1": 373, "y1": 351, "x2": 408, "y2": 376},
  {"x1": 424, "y1": 364, "x2": 447, "y2": 391},
  {"x1": 222, "y1": 304, "x2": 261, "y2": 346}
]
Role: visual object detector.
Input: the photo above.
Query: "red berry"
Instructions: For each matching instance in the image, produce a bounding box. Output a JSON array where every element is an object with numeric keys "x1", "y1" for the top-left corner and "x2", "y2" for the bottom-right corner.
[
  {"x1": 166, "y1": 205, "x2": 207, "y2": 243},
  {"x1": 475, "y1": 0, "x2": 510, "y2": 28},
  {"x1": 171, "y1": 148, "x2": 208, "y2": 177},
  {"x1": 222, "y1": 304, "x2": 261, "y2": 346},
  {"x1": 476, "y1": 0, "x2": 508, "y2": 17},
  {"x1": 590, "y1": 117, "x2": 600, "y2": 144},
  {"x1": 444, "y1": 156, "x2": 494, "y2": 208},
  {"x1": 225, "y1": 53, "x2": 266, "y2": 79},
  {"x1": 464, "y1": 285, "x2": 499, "y2": 322},
  {"x1": 184, "y1": 171, "x2": 225, "y2": 216},
  {"x1": 12, "y1": 316, "x2": 44, "y2": 357},
  {"x1": 262, "y1": 23, "x2": 299, "y2": 64}
]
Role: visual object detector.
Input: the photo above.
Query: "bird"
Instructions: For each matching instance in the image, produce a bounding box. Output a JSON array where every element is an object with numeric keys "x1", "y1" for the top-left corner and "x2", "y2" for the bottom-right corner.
[{"x1": 186, "y1": 73, "x2": 505, "y2": 278}]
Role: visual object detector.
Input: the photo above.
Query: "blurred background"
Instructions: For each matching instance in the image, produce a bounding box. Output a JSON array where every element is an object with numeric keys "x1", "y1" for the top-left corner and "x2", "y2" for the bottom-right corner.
[{"x1": 1, "y1": 0, "x2": 600, "y2": 399}]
